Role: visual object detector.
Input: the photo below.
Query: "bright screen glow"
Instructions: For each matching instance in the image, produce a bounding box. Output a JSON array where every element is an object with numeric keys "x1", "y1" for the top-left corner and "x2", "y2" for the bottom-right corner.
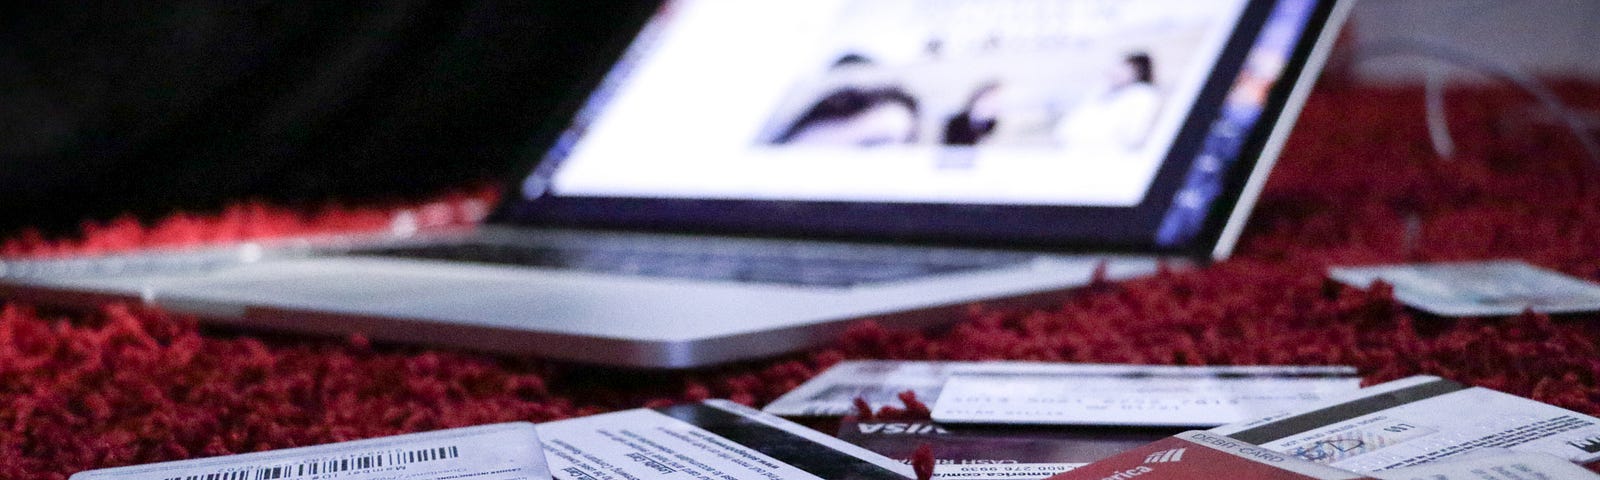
[{"x1": 528, "y1": 0, "x2": 1251, "y2": 207}]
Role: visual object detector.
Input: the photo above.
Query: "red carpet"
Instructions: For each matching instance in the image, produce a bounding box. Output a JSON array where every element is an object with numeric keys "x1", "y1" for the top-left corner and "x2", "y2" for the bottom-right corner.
[{"x1": 5, "y1": 82, "x2": 1600, "y2": 479}]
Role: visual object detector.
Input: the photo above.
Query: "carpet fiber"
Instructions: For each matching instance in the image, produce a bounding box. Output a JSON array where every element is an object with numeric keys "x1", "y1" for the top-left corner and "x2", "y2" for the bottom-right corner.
[{"x1": 5, "y1": 82, "x2": 1600, "y2": 479}]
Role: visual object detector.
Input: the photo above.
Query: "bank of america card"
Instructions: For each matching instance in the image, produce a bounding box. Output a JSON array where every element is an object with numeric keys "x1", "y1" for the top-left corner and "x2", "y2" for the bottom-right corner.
[
  {"x1": 538, "y1": 399, "x2": 913, "y2": 480},
  {"x1": 1212, "y1": 375, "x2": 1600, "y2": 473},
  {"x1": 837, "y1": 418, "x2": 1180, "y2": 479},
  {"x1": 71, "y1": 423, "x2": 549, "y2": 480},
  {"x1": 1367, "y1": 452, "x2": 1600, "y2": 480},
  {"x1": 1329, "y1": 260, "x2": 1600, "y2": 316},
  {"x1": 1044, "y1": 431, "x2": 1371, "y2": 480},
  {"x1": 930, "y1": 364, "x2": 1361, "y2": 427}
]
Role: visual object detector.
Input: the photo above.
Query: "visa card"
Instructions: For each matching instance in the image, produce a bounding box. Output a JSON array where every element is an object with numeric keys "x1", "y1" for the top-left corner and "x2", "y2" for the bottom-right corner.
[{"x1": 837, "y1": 418, "x2": 1179, "y2": 479}]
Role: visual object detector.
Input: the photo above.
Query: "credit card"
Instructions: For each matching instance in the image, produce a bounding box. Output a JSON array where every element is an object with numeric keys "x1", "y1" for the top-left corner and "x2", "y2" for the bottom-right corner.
[
  {"x1": 1211, "y1": 376, "x2": 1600, "y2": 472},
  {"x1": 1329, "y1": 260, "x2": 1600, "y2": 316},
  {"x1": 930, "y1": 364, "x2": 1361, "y2": 427},
  {"x1": 763, "y1": 361, "x2": 1357, "y2": 420},
  {"x1": 1042, "y1": 431, "x2": 1371, "y2": 480},
  {"x1": 538, "y1": 399, "x2": 914, "y2": 480},
  {"x1": 70, "y1": 423, "x2": 549, "y2": 480},
  {"x1": 1367, "y1": 452, "x2": 1600, "y2": 480},
  {"x1": 764, "y1": 361, "x2": 972, "y2": 417},
  {"x1": 837, "y1": 419, "x2": 1180, "y2": 480}
]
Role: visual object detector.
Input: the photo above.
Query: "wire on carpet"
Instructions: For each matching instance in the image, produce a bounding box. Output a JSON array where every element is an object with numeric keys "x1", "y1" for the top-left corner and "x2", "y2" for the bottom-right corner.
[{"x1": 1356, "y1": 36, "x2": 1600, "y2": 166}]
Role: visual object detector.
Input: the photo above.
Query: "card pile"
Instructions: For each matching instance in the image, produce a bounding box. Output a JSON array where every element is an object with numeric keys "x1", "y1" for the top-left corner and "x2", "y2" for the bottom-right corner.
[
  {"x1": 73, "y1": 363, "x2": 1600, "y2": 480},
  {"x1": 73, "y1": 400, "x2": 912, "y2": 480},
  {"x1": 766, "y1": 362, "x2": 1600, "y2": 479}
]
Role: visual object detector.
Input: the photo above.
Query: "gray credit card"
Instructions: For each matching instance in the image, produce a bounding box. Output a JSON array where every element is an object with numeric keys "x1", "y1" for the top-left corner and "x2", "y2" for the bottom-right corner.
[{"x1": 1329, "y1": 260, "x2": 1600, "y2": 316}]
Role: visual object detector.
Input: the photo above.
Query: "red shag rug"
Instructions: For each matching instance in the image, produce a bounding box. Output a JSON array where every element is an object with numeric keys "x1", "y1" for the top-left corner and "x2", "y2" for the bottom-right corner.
[{"x1": 5, "y1": 82, "x2": 1600, "y2": 479}]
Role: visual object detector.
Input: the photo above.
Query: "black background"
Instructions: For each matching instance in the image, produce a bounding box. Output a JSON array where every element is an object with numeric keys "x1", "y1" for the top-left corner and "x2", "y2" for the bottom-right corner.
[{"x1": 0, "y1": 1, "x2": 657, "y2": 236}]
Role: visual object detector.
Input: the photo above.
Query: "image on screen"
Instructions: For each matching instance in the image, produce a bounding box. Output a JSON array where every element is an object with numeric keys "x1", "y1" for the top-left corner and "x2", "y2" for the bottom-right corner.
[
  {"x1": 511, "y1": 0, "x2": 1330, "y2": 253},
  {"x1": 526, "y1": 0, "x2": 1250, "y2": 208}
]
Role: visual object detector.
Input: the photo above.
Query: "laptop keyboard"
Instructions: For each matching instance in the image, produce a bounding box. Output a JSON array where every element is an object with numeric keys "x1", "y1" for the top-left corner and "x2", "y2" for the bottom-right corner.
[{"x1": 351, "y1": 242, "x2": 1027, "y2": 287}]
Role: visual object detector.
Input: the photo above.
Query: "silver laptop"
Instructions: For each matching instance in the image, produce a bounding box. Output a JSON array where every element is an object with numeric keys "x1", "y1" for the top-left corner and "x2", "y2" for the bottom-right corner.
[{"x1": 0, "y1": 0, "x2": 1351, "y2": 368}]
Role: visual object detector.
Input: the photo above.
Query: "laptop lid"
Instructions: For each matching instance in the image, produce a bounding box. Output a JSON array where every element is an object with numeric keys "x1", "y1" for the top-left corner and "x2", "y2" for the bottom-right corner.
[{"x1": 493, "y1": 0, "x2": 1350, "y2": 260}]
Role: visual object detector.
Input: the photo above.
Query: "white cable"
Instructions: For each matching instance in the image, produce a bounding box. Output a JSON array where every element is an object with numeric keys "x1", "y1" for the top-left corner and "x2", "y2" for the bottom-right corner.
[
  {"x1": 1423, "y1": 65, "x2": 1456, "y2": 160},
  {"x1": 1357, "y1": 37, "x2": 1600, "y2": 167}
]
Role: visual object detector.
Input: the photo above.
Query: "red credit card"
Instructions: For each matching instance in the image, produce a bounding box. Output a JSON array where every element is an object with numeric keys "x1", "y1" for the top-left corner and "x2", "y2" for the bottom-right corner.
[{"x1": 1046, "y1": 431, "x2": 1373, "y2": 480}]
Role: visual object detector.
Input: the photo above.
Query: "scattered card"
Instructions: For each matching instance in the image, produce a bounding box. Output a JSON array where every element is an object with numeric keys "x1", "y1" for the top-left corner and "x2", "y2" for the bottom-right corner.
[
  {"x1": 837, "y1": 418, "x2": 1180, "y2": 480},
  {"x1": 70, "y1": 422, "x2": 549, "y2": 480},
  {"x1": 1211, "y1": 375, "x2": 1600, "y2": 473},
  {"x1": 1367, "y1": 452, "x2": 1600, "y2": 480},
  {"x1": 1329, "y1": 260, "x2": 1600, "y2": 316},
  {"x1": 763, "y1": 361, "x2": 1358, "y2": 420},
  {"x1": 931, "y1": 364, "x2": 1361, "y2": 427},
  {"x1": 538, "y1": 399, "x2": 914, "y2": 480},
  {"x1": 764, "y1": 361, "x2": 973, "y2": 417},
  {"x1": 1042, "y1": 430, "x2": 1370, "y2": 480}
]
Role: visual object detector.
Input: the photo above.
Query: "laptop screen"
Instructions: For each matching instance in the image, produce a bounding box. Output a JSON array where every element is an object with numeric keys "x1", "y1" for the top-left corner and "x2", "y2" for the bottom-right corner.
[{"x1": 503, "y1": 0, "x2": 1340, "y2": 256}]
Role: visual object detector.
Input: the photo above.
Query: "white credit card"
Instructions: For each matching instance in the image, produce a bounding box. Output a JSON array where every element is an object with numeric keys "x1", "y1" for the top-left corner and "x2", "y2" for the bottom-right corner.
[
  {"x1": 70, "y1": 423, "x2": 548, "y2": 480},
  {"x1": 1368, "y1": 452, "x2": 1600, "y2": 480},
  {"x1": 762, "y1": 360, "x2": 1358, "y2": 419},
  {"x1": 929, "y1": 364, "x2": 1361, "y2": 427},
  {"x1": 538, "y1": 399, "x2": 913, "y2": 480},
  {"x1": 1329, "y1": 260, "x2": 1600, "y2": 316},
  {"x1": 1211, "y1": 375, "x2": 1600, "y2": 473},
  {"x1": 763, "y1": 360, "x2": 973, "y2": 417}
]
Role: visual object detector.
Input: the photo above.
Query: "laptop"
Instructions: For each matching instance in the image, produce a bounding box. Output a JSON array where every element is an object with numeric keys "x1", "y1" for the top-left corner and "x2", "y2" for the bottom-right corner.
[{"x1": 0, "y1": 0, "x2": 1351, "y2": 368}]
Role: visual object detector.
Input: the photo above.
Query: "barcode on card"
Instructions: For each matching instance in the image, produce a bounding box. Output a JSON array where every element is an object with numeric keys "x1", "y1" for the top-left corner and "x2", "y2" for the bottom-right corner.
[{"x1": 161, "y1": 446, "x2": 461, "y2": 480}]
